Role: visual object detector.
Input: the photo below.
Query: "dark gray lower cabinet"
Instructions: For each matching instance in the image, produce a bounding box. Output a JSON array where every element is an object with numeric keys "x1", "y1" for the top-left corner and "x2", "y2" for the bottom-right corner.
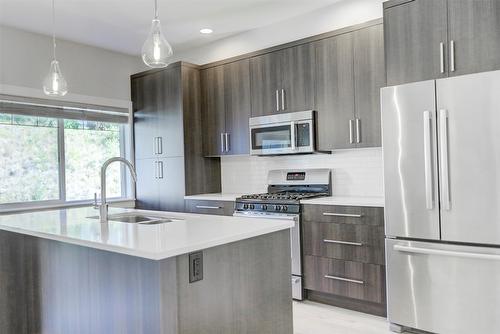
[
  {"x1": 302, "y1": 204, "x2": 386, "y2": 316},
  {"x1": 132, "y1": 62, "x2": 221, "y2": 212},
  {"x1": 184, "y1": 199, "x2": 235, "y2": 216}
]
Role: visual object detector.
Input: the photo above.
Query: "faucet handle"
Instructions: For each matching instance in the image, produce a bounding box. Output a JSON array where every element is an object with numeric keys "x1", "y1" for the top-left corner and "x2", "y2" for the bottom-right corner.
[{"x1": 94, "y1": 193, "x2": 99, "y2": 209}]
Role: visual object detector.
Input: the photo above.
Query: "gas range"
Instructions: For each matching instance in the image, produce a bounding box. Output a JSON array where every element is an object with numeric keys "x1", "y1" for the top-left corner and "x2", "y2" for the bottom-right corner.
[
  {"x1": 233, "y1": 168, "x2": 331, "y2": 301},
  {"x1": 234, "y1": 169, "x2": 331, "y2": 215}
]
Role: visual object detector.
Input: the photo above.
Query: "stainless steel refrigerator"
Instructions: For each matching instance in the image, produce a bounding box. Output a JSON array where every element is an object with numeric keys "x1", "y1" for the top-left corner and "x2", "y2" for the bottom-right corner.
[{"x1": 381, "y1": 70, "x2": 500, "y2": 334}]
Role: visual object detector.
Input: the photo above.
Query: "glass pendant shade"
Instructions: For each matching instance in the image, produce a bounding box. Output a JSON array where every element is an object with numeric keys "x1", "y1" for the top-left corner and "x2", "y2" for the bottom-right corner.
[
  {"x1": 142, "y1": 19, "x2": 173, "y2": 68},
  {"x1": 43, "y1": 60, "x2": 68, "y2": 96}
]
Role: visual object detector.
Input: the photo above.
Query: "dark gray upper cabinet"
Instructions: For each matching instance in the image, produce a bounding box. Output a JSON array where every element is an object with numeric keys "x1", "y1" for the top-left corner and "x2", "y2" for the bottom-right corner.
[
  {"x1": 133, "y1": 69, "x2": 184, "y2": 159},
  {"x1": 224, "y1": 59, "x2": 251, "y2": 155},
  {"x1": 282, "y1": 44, "x2": 316, "y2": 112},
  {"x1": 315, "y1": 33, "x2": 356, "y2": 150},
  {"x1": 132, "y1": 63, "x2": 221, "y2": 212},
  {"x1": 250, "y1": 45, "x2": 315, "y2": 116},
  {"x1": 201, "y1": 66, "x2": 225, "y2": 156},
  {"x1": 201, "y1": 59, "x2": 251, "y2": 156},
  {"x1": 249, "y1": 52, "x2": 282, "y2": 116},
  {"x1": 353, "y1": 24, "x2": 386, "y2": 148},
  {"x1": 447, "y1": 0, "x2": 500, "y2": 77},
  {"x1": 384, "y1": 0, "x2": 448, "y2": 86}
]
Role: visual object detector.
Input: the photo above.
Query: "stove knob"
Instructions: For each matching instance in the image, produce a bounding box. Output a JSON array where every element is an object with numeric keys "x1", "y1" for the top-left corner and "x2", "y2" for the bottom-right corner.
[
  {"x1": 243, "y1": 204, "x2": 249, "y2": 209},
  {"x1": 282, "y1": 205, "x2": 288, "y2": 212},
  {"x1": 275, "y1": 205, "x2": 281, "y2": 211},
  {"x1": 249, "y1": 204, "x2": 255, "y2": 210},
  {"x1": 262, "y1": 204, "x2": 268, "y2": 210}
]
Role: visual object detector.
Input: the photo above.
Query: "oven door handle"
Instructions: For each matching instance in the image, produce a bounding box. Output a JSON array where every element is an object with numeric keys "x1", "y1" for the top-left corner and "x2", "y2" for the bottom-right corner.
[{"x1": 290, "y1": 121, "x2": 296, "y2": 151}]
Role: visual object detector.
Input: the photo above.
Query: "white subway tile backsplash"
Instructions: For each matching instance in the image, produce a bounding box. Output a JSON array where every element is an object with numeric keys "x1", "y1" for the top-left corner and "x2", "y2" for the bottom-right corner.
[{"x1": 221, "y1": 148, "x2": 383, "y2": 197}]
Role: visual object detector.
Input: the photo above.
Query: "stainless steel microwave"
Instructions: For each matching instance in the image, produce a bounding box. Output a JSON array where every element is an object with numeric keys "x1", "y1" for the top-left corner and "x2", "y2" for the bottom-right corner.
[{"x1": 249, "y1": 110, "x2": 315, "y2": 156}]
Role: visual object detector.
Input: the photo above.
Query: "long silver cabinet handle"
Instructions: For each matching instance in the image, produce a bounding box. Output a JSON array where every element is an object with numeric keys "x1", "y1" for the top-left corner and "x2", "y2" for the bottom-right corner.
[
  {"x1": 154, "y1": 161, "x2": 158, "y2": 179},
  {"x1": 195, "y1": 205, "x2": 222, "y2": 210},
  {"x1": 324, "y1": 275, "x2": 364, "y2": 285},
  {"x1": 439, "y1": 109, "x2": 451, "y2": 210},
  {"x1": 157, "y1": 137, "x2": 163, "y2": 155},
  {"x1": 349, "y1": 120, "x2": 354, "y2": 144},
  {"x1": 423, "y1": 111, "x2": 434, "y2": 210},
  {"x1": 290, "y1": 121, "x2": 296, "y2": 151},
  {"x1": 224, "y1": 133, "x2": 230, "y2": 152},
  {"x1": 450, "y1": 40, "x2": 455, "y2": 72},
  {"x1": 157, "y1": 161, "x2": 164, "y2": 179},
  {"x1": 439, "y1": 42, "x2": 445, "y2": 73},
  {"x1": 281, "y1": 89, "x2": 286, "y2": 110},
  {"x1": 323, "y1": 239, "x2": 363, "y2": 246},
  {"x1": 323, "y1": 212, "x2": 363, "y2": 218},
  {"x1": 275, "y1": 90, "x2": 280, "y2": 111},
  {"x1": 394, "y1": 245, "x2": 500, "y2": 261},
  {"x1": 220, "y1": 133, "x2": 225, "y2": 154},
  {"x1": 355, "y1": 118, "x2": 361, "y2": 144}
]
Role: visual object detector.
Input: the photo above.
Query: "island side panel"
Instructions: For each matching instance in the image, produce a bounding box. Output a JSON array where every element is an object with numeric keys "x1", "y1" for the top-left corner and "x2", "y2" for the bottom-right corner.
[
  {"x1": 0, "y1": 230, "x2": 179, "y2": 334},
  {"x1": 0, "y1": 231, "x2": 29, "y2": 334},
  {"x1": 175, "y1": 229, "x2": 293, "y2": 334}
]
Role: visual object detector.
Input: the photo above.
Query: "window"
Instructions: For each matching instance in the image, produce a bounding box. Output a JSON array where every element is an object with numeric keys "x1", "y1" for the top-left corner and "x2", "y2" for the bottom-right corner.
[{"x1": 0, "y1": 102, "x2": 131, "y2": 210}]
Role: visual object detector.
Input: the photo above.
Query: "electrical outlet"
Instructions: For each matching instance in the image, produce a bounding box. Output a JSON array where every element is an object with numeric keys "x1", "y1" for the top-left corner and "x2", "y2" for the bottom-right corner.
[{"x1": 189, "y1": 251, "x2": 203, "y2": 283}]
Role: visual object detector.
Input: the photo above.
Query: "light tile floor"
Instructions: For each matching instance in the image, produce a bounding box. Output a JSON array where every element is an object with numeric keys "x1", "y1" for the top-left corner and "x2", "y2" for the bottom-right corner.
[{"x1": 293, "y1": 301, "x2": 393, "y2": 334}]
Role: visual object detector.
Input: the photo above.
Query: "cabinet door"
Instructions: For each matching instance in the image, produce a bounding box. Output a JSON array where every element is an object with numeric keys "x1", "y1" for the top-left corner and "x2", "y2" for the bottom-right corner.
[
  {"x1": 447, "y1": 0, "x2": 500, "y2": 77},
  {"x1": 201, "y1": 66, "x2": 226, "y2": 156},
  {"x1": 353, "y1": 25, "x2": 386, "y2": 148},
  {"x1": 135, "y1": 158, "x2": 159, "y2": 210},
  {"x1": 132, "y1": 74, "x2": 159, "y2": 160},
  {"x1": 157, "y1": 157, "x2": 186, "y2": 212},
  {"x1": 384, "y1": 0, "x2": 448, "y2": 85},
  {"x1": 282, "y1": 43, "x2": 316, "y2": 112},
  {"x1": 249, "y1": 51, "x2": 282, "y2": 116},
  {"x1": 315, "y1": 34, "x2": 355, "y2": 150},
  {"x1": 157, "y1": 67, "x2": 184, "y2": 158},
  {"x1": 224, "y1": 59, "x2": 251, "y2": 155}
]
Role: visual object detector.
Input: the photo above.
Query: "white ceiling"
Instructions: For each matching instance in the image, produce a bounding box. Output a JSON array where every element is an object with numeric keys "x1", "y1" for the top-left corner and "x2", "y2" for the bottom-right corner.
[{"x1": 0, "y1": 0, "x2": 342, "y2": 56}]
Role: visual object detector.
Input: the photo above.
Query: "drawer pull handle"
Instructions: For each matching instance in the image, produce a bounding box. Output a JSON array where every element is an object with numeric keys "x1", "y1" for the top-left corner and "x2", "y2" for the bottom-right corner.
[
  {"x1": 323, "y1": 239, "x2": 363, "y2": 246},
  {"x1": 324, "y1": 275, "x2": 364, "y2": 285},
  {"x1": 195, "y1": 205, "x2": 222, "y2": 210},
  {"x1": 323, "y1": 213, "x2": 363, "y2": 218}
]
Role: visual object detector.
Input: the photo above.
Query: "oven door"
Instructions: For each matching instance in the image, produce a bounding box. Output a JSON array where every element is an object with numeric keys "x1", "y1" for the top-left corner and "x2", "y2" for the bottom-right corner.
[{"x1": 250, "y1": 120, "x2": 314, "y2": 155}]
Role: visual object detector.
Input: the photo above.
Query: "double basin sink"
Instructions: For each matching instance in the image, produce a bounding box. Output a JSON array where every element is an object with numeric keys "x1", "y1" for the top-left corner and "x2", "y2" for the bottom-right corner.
[{"x1": 88, "y1": 212, "x2": 181, "y2": 225}]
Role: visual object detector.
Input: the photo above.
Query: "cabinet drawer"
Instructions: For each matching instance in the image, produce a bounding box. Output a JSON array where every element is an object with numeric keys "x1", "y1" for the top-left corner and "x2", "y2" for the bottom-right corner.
[
  {"x1": 184, "y1": 199, "x2": 234, "y2": 216},
  {"x1": 302, "y1": 204, "x2": 384, "y2": 226},
  {"x1": 303, "y1": 221, "x2": 385, "y2": 265},
  {"x1": 304, "y1": 255, "x2": 385, "y2": 304}
]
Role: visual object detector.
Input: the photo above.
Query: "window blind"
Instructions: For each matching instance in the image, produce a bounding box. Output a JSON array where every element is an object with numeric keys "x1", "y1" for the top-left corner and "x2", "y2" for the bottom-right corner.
[{"x1": 0, "y1": 94, "x2": 129, "y2": 124}]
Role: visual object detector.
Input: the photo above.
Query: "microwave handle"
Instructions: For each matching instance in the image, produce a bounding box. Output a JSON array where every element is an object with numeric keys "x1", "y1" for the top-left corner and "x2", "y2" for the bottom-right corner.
[{"x1": 290, "y1": 121, "x2": 296, "y2": 151}]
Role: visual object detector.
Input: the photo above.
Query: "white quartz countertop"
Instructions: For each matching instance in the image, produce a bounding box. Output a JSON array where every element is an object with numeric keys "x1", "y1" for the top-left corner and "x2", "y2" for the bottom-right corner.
[
  {"x1": 0, "y1": 207, "x2": 293, "y2": 260},
  {"x1": 300, "y1": 196, "x2": 385, "y2": 207},
  {"x1": 184, "y1": 193, "x2": 243, "y2": 202}
]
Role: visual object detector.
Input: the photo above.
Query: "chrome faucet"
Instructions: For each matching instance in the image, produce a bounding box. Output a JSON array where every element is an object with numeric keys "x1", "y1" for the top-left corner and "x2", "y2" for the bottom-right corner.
[{"x1": 99, "y1": 157, "x2": 137, "y2": 222}]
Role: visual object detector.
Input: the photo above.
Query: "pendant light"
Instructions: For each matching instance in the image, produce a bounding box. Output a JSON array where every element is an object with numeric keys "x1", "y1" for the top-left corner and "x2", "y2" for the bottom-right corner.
[
  {"x1": 43, "y1": 0, "x2": 68, "y2": 96},
  {"x1": 142, "y1": 0, "x2": 173, "y2": 68}
]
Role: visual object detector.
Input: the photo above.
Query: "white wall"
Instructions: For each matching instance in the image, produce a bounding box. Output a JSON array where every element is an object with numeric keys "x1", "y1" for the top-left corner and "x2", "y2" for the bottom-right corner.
[
  {"x1": 221, "y1": 148, "x2": 384, "y2": 197},
  {"x1": 173, "y1": 0, "x2": 384, "y2": 65},
  {"x1": 0, "y1": 25, "x2": 145, "y2": 101}
]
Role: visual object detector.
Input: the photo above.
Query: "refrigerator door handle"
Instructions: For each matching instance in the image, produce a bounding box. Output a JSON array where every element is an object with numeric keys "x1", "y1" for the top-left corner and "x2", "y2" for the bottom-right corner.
[
  {"x1": 423, "y1": 111, "x2": 434, "y2": 210},
  {"x1": 394, "y1": 244, "x2": 500, "y2": 261},
  {"x1": 439, "y1": 109, "x2": 451, "y2": 210}
]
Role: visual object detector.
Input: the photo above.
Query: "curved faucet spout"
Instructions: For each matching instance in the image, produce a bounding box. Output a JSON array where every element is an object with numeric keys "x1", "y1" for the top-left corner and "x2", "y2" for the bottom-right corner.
[{"x1": 100, "y1": 157, "x2": 137, "y2": 222}]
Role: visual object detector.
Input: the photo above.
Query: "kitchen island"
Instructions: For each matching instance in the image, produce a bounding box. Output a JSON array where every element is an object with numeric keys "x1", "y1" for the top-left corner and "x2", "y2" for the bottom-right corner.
[{"x1": 0, "y1": 207, "x2": 294, "y2": 334}]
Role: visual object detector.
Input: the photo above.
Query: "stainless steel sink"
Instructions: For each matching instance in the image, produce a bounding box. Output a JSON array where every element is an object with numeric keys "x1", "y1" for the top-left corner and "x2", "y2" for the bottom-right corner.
[{"x1": 87, "y1": 212, "x2": 179, "y2": 225}]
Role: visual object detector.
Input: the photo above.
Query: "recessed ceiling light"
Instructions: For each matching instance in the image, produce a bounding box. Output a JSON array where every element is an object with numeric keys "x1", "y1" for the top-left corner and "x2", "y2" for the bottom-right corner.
[{"x1": 200, "y1": 28, "x2": 213, "y2": 34}]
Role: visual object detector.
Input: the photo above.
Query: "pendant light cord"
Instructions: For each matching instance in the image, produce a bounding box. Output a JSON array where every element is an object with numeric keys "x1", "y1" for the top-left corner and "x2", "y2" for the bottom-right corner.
[
  {"x1": 51, "y1": 0, "x2": 57, "y2": 60},
  {"x1": 154, "y1": 0, "x2": 159, "y2": 19}
]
